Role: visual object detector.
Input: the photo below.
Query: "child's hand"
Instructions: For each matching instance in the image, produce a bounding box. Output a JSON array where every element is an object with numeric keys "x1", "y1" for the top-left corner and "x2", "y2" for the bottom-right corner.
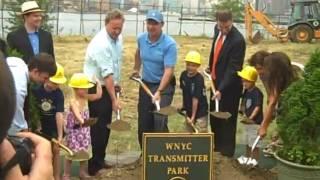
[
  {"x1": 115, "y1": 85, "x2": 122, "y2": 93},
  {"x1": 79, "y1": 118, "x2": 85, "y2": 125},
  {"x1": 186, "y1": 117, "x2": 194, "y2": 125}
]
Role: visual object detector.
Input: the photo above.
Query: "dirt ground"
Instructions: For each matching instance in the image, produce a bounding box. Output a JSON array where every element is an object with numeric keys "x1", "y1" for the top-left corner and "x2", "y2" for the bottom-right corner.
[
  {"x1": 68, "y1": 152, "x2": 277, "y2": 180},
  {"x1": 55, "y1": 36, "x2": 319, "y2": 180}
]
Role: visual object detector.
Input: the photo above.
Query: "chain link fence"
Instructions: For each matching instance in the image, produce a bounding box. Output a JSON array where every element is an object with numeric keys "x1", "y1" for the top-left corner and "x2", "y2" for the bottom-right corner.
[{"x1": 0, "y1": 0, "x2": 289, "y2": 39}]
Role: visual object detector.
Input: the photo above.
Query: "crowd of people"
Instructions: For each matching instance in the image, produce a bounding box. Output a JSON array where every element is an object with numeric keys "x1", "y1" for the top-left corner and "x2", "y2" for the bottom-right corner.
[{"x1": 0, "y1": 1, "x2": 300, "y2": 179}]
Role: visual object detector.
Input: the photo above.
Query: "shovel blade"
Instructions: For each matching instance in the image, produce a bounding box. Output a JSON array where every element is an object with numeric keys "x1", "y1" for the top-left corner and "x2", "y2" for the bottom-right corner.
[
  {"x1": 210, "y1": 111, "x2": 232, "y2": 119},
  {"x1": 109, "y1": 120, "x2": 131, "y2": 131},
  {"x1": 154, "y1": 106, "x2": 177, "y2": 116},
  {"x1": 73, "y1": 118, "x2": 98, "y2": 129},
  {"x1": 251, "y1": 31, "x2": 263, "y2": 44}
]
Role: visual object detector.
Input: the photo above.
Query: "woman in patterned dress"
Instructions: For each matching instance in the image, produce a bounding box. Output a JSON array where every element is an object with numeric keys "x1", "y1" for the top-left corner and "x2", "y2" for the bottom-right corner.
[{"x1": 63, "y1": 73, "x2": 101, "y2": 180}]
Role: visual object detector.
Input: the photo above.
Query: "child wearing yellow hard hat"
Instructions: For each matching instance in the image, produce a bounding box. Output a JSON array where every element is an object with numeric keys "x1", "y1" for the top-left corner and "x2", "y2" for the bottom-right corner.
[
  {"x1": 63, "y1": 73, "x2": 102, "y2": 179},
  {"x1": 237, "y1": 66, "x2": 264, "y2": 167},
  {"x1": 32, "y1": 63, "x2": 67, "y2": 180},
  {"x1": 179, "y1": 51, "x2": 208, "y2": 133}
]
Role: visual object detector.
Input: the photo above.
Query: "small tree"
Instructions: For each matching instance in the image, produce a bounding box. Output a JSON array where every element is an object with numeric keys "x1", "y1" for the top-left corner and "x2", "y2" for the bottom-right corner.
[
  {"x1": 211, "y1": 0, "x2": 245, "y2": 21},
  {"x1": 5, "y1": 0, "x2": 53, "y2": 32},
  {"x1": 277, "y1": 49, "x2": 320, "y2": 166}
]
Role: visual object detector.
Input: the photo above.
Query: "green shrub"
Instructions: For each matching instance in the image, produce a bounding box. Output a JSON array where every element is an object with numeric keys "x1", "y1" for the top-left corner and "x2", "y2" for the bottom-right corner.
[{"x1": 277, "y1": 49, "x2": 320, "y2": 166}]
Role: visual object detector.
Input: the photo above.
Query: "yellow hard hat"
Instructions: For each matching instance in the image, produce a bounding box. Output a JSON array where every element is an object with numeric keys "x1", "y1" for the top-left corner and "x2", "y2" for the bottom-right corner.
[
  {"x1": 68, "y1": 73, "x2": 94, "y2": 89},
  {"x1": 185, "y1": 51, "x2": 201, "y2": 65},
  {"x1": 237, "y1": 66, "x2": 258, "y2": 82},
  {"x1": 49, "y1": 63, "x2": 67, "y2": 84}
]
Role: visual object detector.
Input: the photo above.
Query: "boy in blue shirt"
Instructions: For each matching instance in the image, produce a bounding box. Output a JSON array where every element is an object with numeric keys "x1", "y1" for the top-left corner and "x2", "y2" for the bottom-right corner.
[
  {"x1": 237, "y1": 66, "x2": 263, "y2": 167},
  {"x1": 180, "y1": 51, "x2": 208, "y2": 133},
  {"x1": 33, "y1": 63, "x2": 66, "y2": 180}
]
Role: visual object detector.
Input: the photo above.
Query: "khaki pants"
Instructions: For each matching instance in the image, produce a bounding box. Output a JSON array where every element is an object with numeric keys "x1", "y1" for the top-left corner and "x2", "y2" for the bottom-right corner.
[{"x1": 185, "y1": 116, "x2": 208, "y2": 133}]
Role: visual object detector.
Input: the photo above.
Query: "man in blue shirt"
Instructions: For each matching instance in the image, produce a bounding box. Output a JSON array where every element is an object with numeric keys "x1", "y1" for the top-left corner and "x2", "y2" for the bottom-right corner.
[
  {"x1": 7, "y1": 1, "x2": 55, "y2": 64},
  {"x1": 132, "y1": 9, "x2": 177, "y2": 148},
  {"x1": 83, "y1": 9, "x2": 124, "y2": 176}
]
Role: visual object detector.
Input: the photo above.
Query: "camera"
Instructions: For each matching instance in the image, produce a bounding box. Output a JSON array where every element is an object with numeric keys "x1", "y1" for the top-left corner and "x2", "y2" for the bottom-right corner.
[{"x1": 7, "y1": 136, "x2": 33, "y2": 175}]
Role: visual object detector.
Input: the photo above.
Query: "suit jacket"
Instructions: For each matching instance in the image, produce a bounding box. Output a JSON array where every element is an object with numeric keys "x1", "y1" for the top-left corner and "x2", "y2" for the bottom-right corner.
[
  {"x1": 7, "y1": 27, "x2": 55, "y2": 64},
  {"x1": 209, "y1": 25, "x2": 246, "y2": 95}
]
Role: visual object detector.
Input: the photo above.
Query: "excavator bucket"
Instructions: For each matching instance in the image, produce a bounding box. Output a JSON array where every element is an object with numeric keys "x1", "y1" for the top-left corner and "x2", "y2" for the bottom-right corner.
[{"x1": 251, "y1": 31, "x2": 263, "y2": 44}]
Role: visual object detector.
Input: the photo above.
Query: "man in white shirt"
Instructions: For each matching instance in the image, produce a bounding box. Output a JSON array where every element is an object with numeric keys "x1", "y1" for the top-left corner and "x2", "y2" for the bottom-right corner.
[
  {"x1": 83, "y1": 9, "x2": 124, "y2": 176},
  {"x1": 6, "y1": 53, "x2": 57, "y2": 135}
]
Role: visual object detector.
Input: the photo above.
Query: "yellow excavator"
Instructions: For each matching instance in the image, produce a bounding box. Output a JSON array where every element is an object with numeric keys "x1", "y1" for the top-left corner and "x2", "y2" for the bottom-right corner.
[{"x1": 245, "y1": 0, "x2": 320, "y2": 43}]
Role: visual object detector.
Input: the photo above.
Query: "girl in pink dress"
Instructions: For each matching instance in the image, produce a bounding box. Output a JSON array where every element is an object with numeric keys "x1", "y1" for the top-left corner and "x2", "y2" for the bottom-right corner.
[{"x1": 63, "y1": 73, "x2": 101, "y2": 180}]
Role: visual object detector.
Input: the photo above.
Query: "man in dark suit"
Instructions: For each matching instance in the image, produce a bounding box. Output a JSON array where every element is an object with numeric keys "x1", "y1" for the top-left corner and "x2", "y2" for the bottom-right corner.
[
  {"x1": 7, "y1": 1, "x2": 54, "y2": 64},
  {"x1": 208, "y1": 10, "x2": 246, "y2": 157}
]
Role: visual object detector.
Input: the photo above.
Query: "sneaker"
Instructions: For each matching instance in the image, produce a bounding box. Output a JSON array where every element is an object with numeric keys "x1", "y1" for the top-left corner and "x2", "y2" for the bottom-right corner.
[{"x1": 237, "y1": 155, "x2": 248, "y2": 164}]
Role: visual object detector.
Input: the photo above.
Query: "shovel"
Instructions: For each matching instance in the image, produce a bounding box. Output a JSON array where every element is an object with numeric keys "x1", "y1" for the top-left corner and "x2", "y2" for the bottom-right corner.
[
  {"x1": 35, "y1": 131, "x2": 74, "y2": 156},
  {"x1": 73, "y1": 117, "x2": 98, "y2": 129},
  {"x1": 177, "y1": 109, "x2": 199, "y2": 133},
  {"x1": 244, "y1": 135, "x2": 261, "y2": 169},
  {"x1": 130, "y1": 76, "x2": 160, "y2": 111},
  {"x1": 108, "y1": 92, "x2": 131, "y2": 131},
  {"x1": 202, "y1": 70, "x2": 232, "y2": 119},
  {"x1": 153, "y1": 105, "x2": 178, "y2": 116}
]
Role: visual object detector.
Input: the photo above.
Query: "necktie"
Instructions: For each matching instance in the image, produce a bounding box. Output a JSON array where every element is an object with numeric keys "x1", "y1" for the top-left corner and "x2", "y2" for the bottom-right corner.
[{"x1": 211, "y1": 35, "x2": 224, "y2": 80}]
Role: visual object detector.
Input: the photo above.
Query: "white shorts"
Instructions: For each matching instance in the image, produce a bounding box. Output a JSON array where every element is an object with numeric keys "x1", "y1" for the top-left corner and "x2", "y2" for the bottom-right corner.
[{"x1": 243, "y1": 124, "x2": 261, "y2": 148}]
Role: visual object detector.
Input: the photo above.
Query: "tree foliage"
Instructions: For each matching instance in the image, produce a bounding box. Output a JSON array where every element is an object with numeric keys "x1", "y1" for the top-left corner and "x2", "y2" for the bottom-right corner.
[
  {"x1": 277, "y1": 49, "x2": 320, "y2": 166},
  {"x1": 211, "y1": 0, "x2": 245, "y2": 21},
  {"x1": 5, "y1": 0, "x2": 53, "y2": 32}
]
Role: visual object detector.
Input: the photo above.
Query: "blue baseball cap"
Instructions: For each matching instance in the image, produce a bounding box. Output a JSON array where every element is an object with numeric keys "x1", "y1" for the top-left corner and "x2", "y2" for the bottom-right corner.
[{"x1": 146, "y1": 9, "x2": 163, "y2": 23}]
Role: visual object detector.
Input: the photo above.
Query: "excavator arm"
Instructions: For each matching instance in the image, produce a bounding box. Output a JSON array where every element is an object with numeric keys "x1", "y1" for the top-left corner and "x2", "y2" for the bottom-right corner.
[{"x1": 245, "y1": 2, "x2": 289, "y2": 43}]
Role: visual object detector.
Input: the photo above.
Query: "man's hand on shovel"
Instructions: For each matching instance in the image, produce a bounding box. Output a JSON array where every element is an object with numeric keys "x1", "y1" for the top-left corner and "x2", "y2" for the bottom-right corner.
[
  {"x1": 112, "y1": 97, "x2": 122, "y2": 113},
  {"x1": 130, "y1": 74, "x2": 160, "y2": 111},
  {"x1": 153, "y1": 90, "x2": 161, "y2": 107},
  {"x1": 112, "y1": 85, "x2": 122, "y2": 112},
  {"x1": 186, "y1": 117, "x2": 195, "y2": 125}
]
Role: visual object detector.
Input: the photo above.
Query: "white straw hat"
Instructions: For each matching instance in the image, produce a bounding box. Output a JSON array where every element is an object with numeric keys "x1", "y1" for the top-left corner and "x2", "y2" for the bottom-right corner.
[{"x1": 20, "y1": 1, "x2": 44, "y2": 15}]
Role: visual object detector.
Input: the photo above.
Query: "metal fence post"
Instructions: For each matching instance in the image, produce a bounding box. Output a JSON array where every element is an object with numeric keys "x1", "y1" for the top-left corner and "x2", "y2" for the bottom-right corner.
[
  {"x1": 202, "y1": 7, "x2": 206, "y2": 36},
  {"x1": 179, "y1": 4, "x2": 183, "y2": 36},
  {"x1": 99, "y1": 0, "x2": 102, "y2": 30},
  {"x1": 1, "y1": 0, "x2": 4, "y2": 38},
  {"x1": 56, "y1": 0, "x2": 60, "y2": 36},
  {"x1": 80, "y1": 0, "x2": 84, "y2": 35},
  {"x1": 136, "y1": 3, "x2": 139, "y2": 36},
  {"x1": 166, "y1": 4, "x2": 169, "y2": 34}
]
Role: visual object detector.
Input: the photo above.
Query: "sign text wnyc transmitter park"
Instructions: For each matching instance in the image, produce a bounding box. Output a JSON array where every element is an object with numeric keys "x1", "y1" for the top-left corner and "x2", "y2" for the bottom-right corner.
[{"x1": 143, "y1": 133, "x2": 214, "y2": 180}]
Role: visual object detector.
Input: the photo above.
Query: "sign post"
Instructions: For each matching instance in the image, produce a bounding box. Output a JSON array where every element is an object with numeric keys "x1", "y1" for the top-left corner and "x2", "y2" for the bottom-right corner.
[{"x1": 143, "y1": 133, "x2": 214, "y2": 180}]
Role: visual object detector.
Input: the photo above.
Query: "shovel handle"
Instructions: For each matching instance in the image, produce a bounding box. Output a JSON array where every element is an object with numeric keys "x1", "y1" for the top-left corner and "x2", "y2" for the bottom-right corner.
[
  {"x1": 185, "y1": 116, "x2": 198, "y2": 134},
  {"x1": 155, "y1": 100, "x2": 160, "y2": 111},
  {"x1": 130, "y1": 77, "x2": 160, "y2": 111},
  {"x1": 140, "y1": 82, "x2": 154, "y2": 98},
  {"x1": 215, "y1": 98, "x2": 219, "y2": 112},
  {"x1": 116, "y1": 92, "x2": 121, "y2": 120},
  {"x1": 190, "y1": 123, "x2": 199, "y2": 134}
]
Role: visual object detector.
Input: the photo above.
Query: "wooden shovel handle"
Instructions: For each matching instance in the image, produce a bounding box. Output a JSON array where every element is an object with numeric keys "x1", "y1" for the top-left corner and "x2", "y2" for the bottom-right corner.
[{"x1": 140, "y1": 81, "x2": 154, "y2": 98}]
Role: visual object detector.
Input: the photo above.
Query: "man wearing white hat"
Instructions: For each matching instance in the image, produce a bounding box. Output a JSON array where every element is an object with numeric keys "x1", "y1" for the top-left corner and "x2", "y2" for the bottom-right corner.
[{"x1": 7, "y1": 1, "x2": 54, "y2": 64}]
